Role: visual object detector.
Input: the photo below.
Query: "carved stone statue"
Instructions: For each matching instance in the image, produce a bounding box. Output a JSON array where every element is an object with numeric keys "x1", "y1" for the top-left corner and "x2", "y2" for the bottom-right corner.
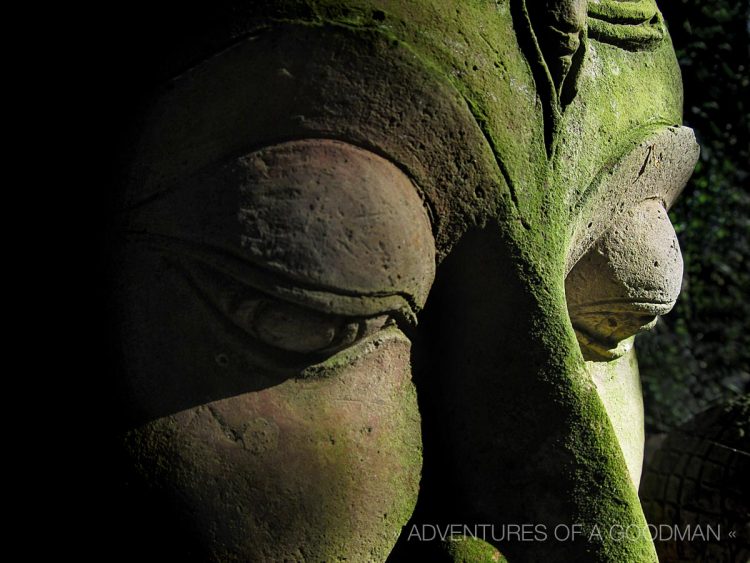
[{"x1": 110, "y1": 1, "x2": 698, "y2": 561}]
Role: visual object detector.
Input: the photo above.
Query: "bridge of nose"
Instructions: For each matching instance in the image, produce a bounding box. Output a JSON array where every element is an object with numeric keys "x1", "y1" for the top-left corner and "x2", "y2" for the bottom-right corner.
[{"x1": 408, "y1": 223, "x2": 658, "y2": 562}]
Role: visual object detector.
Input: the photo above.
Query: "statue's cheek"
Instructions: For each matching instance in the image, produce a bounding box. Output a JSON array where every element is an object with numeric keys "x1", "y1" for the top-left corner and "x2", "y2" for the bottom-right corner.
[{"x1": 124, "y1": 329, "x2": 421, "y2": 562}]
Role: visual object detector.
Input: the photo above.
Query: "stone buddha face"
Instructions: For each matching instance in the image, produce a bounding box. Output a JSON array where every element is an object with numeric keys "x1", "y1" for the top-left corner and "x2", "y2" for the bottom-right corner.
[{"x1": 111, "y1": 1, "x2": 697, "y2": 561}]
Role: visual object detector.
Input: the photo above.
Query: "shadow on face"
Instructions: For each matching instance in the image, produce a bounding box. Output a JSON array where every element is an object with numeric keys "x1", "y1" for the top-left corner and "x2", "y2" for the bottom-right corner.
[
  {"x1": 110, "y1": 140, "x2": 432, "y2": 561},
  {"x1": 101, "y1": 4, "x2": 699, "y2": 560}
]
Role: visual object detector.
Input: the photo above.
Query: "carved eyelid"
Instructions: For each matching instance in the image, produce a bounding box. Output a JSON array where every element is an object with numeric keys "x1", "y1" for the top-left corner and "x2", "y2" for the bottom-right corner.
[
  {"x1": 566, "y1": 198, "x2": 684, "y2": 361},
  {"x1": 566, "y1": 126, "x2": 699, "y2": 274},
  {"x1": 125, "y1": 228, "x2": 417, "y2": 354},
  {"x1": 234, "y1": 138, "x2": 437, "y2": 314},
  {"x1": 174, "y1": 253, "x2": 407, "y2": 360},
  {"x1": 144, "y1": 229, "x2": 423, "y2": 317},
  {"x1": 228, "y1": 295, "x2": 393, "y2": 356},
  {"x1": 122, "y1": 138, "x2": 438, "y2": 361},
  {"x1": 126, "y1": 228, "x2": 420, "y2": 326},
  {"x1": 123, "y1": 138, "x2": 437, "y2": 319}
]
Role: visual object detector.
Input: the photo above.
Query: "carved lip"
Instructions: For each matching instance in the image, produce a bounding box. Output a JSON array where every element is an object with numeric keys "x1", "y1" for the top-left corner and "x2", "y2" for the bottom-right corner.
[{"x1": 569, "y1": 298, "x2": 675, "y2": 317}]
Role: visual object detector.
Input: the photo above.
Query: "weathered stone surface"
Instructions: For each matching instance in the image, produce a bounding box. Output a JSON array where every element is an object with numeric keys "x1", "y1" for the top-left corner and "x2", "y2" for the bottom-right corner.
[
  {"x1": 567, "y1": 197, "x2": 685, "y2": 361},
  {"x1": 234, "y1": 140, "x2": 436, "y2": 314},
  {"x1": 122, "y1": 329, "x2": 422, "y2": 562},
  {"x1": 110, "y1": 2, "x2": 699, "y2": 561}
]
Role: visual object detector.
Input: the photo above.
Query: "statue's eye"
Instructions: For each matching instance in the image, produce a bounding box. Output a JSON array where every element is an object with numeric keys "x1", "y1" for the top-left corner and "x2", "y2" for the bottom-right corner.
[
  {"x1": 566, "y1": 198, "x2": 684, "y2": 361},
  {"x1": 230, "y1": 297, "x2": 392, "y2": 356},
  {"x1": 175, "y1": 256, "x2": 407, "y2": 367},
  {"x1": 126, "y1": 138, "x2": 436, "y2": 367}
]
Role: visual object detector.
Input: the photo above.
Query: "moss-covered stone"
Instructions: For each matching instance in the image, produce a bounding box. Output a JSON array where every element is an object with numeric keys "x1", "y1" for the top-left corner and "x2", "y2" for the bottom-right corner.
[
  {"x1": 445, "y1": 535, "x2": 509, "y2": 563},
  {"x1": 115, "y1": 2, "x2": 696, "y2": 561}
]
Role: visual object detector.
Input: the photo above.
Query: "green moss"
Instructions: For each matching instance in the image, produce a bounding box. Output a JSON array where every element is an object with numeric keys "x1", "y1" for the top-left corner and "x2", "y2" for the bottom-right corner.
[
  {"x1": 444, "y1": 536, "x2": 509, "y2": 563},
  {"x1": 134, "y1": 2, "x2": 686, "y2": 560}
]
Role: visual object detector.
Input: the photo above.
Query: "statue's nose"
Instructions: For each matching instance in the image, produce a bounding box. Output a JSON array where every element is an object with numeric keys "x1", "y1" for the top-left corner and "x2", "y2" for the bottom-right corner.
[{"x1": 395, "y1": 224, "x2": 658, "y2": 562}]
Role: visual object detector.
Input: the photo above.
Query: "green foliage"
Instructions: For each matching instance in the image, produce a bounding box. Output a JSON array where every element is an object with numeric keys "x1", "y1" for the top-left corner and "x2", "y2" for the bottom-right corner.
[{"x1": 637, "y1": 0, "x2": 750, "y2": 432}]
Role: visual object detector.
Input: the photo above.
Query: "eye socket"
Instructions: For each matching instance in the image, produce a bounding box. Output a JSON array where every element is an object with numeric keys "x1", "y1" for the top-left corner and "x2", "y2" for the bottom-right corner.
[{"x1": 231, "y1": 298, "x2": 392, "y2": 355}]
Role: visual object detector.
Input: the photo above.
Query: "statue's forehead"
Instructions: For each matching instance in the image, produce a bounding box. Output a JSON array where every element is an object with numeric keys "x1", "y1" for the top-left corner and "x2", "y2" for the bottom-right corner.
[{"x1": 125, "y1": 2, "x2": 692, "y2": 261}]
